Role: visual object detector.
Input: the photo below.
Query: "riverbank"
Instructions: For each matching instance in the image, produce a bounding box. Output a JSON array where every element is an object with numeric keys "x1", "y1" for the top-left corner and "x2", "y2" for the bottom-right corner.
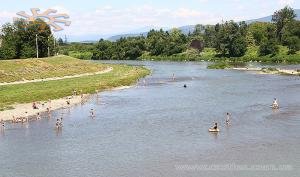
[
  {"x1": 0, "y1": 55, "x2": 109, "y2": 83},
  {"x1": 233, "y1": 67, "x2": 300, "y2": 75},
  {"x1": 0, "y1": 56, "x2": 150, "y2": 115},
  {"x1": 0, "y1": 85, "x2": 135, "y2": 121}
]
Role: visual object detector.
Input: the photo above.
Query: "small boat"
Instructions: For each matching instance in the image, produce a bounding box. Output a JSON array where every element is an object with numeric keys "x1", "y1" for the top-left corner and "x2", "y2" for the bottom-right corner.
[{"x1": 208, "y1": 128, "x2": 220, "y2": 132}]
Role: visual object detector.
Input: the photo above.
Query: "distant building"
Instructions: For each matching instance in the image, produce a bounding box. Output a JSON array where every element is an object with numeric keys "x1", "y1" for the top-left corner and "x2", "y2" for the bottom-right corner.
[{"x1": 189, "y1": 39, "x2": 204, "y2": 52}]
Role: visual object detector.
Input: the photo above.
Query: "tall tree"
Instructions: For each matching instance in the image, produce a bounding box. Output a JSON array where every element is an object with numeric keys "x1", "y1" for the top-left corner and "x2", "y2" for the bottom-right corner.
[
  {"x1": 272, "y1": 6, "x2": 296, "y2": 42},
  {"x1": 214, "y1": 21, "x2": 247, "y2": 57},
  {"x1": 282, "y1": 20, "x2": 300, "y2": 54}
]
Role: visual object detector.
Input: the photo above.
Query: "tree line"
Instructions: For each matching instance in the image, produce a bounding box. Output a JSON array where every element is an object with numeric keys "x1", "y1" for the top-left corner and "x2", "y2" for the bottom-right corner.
[{"x1": 0, "y1": 6, "x2": 299, "y2": 60}]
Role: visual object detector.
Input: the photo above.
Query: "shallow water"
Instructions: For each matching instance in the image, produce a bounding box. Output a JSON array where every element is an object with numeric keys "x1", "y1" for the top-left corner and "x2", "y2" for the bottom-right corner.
[{"x1": 0, "y1": 61, "x2": 300, "y2": 177}]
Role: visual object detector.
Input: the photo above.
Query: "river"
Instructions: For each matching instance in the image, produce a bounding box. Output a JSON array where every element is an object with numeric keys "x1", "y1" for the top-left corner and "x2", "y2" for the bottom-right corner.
[{"x1": 0, "y1": 61, "x2": 300, "y2": 177}]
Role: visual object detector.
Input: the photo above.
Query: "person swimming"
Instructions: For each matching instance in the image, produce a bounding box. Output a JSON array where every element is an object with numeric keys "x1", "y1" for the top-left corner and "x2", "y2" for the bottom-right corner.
[
  {"x1": 183, "y1": 84, "x2": 187, "y2": 88},
  {"x1": 213, "y1": 122, "x2": 218, "y2": 130}
]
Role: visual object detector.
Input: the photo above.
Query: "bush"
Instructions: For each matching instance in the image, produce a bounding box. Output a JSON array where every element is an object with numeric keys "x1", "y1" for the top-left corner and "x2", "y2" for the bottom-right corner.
[
  {"x1": 259, "y1": 40, "x2": 279, "y2": 56},
  {"x1": 68, "y1": 51, "x2": 93, "y2": 60},
  {"x1": 207, "y1": 62, "x2": 233, "y2": 69}
]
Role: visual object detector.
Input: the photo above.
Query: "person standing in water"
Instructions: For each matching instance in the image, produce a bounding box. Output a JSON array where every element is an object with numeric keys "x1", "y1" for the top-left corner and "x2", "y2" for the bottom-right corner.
[
  {"x1": 272, "y1": 98, "x2": 279, "y2": 108},
  {"x1": 1, "y1": 119, "x2": 4, "y2": 130},
  {"x1": 56, "y1": 119, "x2": 60, "y2": 129},
  {"x1": 226, "y1": 112, "x2": 231, "y2": 125},
  {"x1": 90, "y1": 109, "x2": 95, "y2": 118}
]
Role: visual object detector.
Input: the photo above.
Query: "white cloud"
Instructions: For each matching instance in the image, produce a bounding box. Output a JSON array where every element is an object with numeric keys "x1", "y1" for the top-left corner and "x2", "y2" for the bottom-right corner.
[
  {"x1": 0, "y1": 5, "x2": 222, "y2": 37},
  {"x1": 0, "y1": 11, "x2": 15, "y2": 26},
  {"x1": 58, "y1": 5, "x2": 222, "y2": 36},
  {"x1": 278, "y1": 0, "x2": 294, "y2": 6}
]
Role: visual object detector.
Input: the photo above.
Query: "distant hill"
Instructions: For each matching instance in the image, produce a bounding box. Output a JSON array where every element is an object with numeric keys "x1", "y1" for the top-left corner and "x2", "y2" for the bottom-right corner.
[
  {"x1": 106, "y1": 9, "x2": 300, "y2": 41},
  {"x1": 246, "y1": 9, "x2": 300, "y2": 23}
]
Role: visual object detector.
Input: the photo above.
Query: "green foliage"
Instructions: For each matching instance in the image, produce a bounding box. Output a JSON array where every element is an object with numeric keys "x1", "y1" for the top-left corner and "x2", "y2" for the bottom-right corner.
[
  {"x1": 213, "y1": 21, "x2": 248, "y2": 57},
  {"x1": 207, "y1": 62, "x2": 233, "y2": 69},
  {"x1": 272, "y1": 6, "x2": 297, "y2": 42},
  {"x1": 248, "y1": 22, "x2": 275, "y2": 45},
  {"x1": 282, "y1": 20, "x2": 300, "y2": 54},
  {"x1": 258, "y1": 25, "x2": 279, "y2": 56},
  {"x1": 68, "y1": 51, "x2": 93, "y2": 60},
  {"x1": 259, "y1": 40, "x2": 279, "y2": 56},
  {"x1": 0, "y1": 19, "x2": 56, "y2": 59},
  {"x1": 11, "y1": 6, "x2": 295, "y2": 64}
]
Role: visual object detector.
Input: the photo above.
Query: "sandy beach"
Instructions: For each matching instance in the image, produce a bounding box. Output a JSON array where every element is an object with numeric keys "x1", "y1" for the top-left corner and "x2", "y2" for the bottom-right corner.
[
  {"x1": 0, "y1": 85, "x2": 134, "y2": 122},
  {"x1": 232, "y1": 67, "x2": 300, "y2": 75}
]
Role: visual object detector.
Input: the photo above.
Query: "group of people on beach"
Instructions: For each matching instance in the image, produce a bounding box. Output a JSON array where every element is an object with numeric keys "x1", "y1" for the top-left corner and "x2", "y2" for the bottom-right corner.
[
  {"x1": 210, "y1": 98, "x2": 280, "y2": 132},
  {"x1": 0, "y1": 88, "x2": 90, "y2": 133}
]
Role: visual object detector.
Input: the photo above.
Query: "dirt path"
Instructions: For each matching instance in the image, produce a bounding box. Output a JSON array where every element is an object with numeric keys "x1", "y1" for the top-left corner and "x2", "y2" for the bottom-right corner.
[{"x1": 0, "y1": 67, "x2": 113, "y2": 86}]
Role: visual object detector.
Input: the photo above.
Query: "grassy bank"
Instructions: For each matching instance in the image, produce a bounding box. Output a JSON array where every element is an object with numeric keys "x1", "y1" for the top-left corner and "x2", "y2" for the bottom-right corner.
[
  {"x1": 0, "y1": 56, "x2": 150, "y2": 110},
  {"x1": 139, "y1": 46, "x2": 300, "y2": 64},
  {"x1": 0, "y1": 55, "x2": 108, "y2": 83}
]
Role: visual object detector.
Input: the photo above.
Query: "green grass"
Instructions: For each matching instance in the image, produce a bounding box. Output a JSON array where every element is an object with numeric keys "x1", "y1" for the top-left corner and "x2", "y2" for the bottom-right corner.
[
  {"x1": 207, "y1": 62, "x2": 233, "y2": 69},
  {"x1": 0, "y1": 55, "x2": 107, "y2": 83},
  {"x1": 0, "y1": 64, "x2": 150, "y2": 110}
]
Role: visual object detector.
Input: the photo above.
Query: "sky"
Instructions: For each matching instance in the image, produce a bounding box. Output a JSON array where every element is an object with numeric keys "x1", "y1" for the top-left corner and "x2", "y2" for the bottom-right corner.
[{"x1": 0, "y1": 0, "x2": 299, "y2": 40}]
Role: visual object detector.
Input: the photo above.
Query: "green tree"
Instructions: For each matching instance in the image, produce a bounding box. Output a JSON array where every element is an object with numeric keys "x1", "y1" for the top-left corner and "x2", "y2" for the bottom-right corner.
[
  {"x1": 259, "y1": 25, "x2": 279, "y2": 56},
  {"x1": 272, "y1": 6, "x2": 296, "y2": 42},
  {"x1": 0, "y1": 19, "x2": 55, "y2": 59},
  {"x1": 214, "y1": 21, "x2": 247, "y2": 57},
  {"x1": 282, "y1": 20, "x2": 300, "y2": 54},
  {"x1": 203, "y1": 25, "x2": 217, "y2": 48},
  {"x1": 248, "y1": 22, "x2": 275, "y2": 45}
]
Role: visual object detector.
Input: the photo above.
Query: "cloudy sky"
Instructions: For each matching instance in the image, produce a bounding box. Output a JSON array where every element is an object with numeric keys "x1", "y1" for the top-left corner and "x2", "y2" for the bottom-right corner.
[{"x1": 0, "y1": 0, "x2": 299, "y2": 40}]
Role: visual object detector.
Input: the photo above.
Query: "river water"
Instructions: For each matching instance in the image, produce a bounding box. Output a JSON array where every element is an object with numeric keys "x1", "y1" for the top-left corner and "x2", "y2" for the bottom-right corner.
[{"x1": 0, "y1": 61, "x2": 300, "y2": 177}]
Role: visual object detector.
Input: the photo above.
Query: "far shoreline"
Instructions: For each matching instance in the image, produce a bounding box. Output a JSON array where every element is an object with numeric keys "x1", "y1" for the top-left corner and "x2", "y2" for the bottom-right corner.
[{"x1": 231, "y1": 67, "x2": 300, "y2": 76}]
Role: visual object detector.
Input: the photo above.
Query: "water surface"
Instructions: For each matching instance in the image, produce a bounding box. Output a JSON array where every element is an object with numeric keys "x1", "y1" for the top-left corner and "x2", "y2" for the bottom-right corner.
[{"x1": 0, "y1": 61, "x2": 300, "y2": 177}]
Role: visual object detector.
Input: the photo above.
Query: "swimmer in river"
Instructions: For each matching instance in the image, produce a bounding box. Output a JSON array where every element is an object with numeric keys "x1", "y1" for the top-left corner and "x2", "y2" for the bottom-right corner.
[
  {"x1": 213, "y1": 122, "x2": 218, "y2": 130},
  {"x1": 183, "y1": 84, "x2": 187, "y2": 88}
]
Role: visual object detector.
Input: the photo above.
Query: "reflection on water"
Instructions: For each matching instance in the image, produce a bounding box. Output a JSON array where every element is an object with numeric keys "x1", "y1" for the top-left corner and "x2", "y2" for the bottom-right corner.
[{"x1": 0, "y1": 61, "x2": 300, "y2": 177}]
